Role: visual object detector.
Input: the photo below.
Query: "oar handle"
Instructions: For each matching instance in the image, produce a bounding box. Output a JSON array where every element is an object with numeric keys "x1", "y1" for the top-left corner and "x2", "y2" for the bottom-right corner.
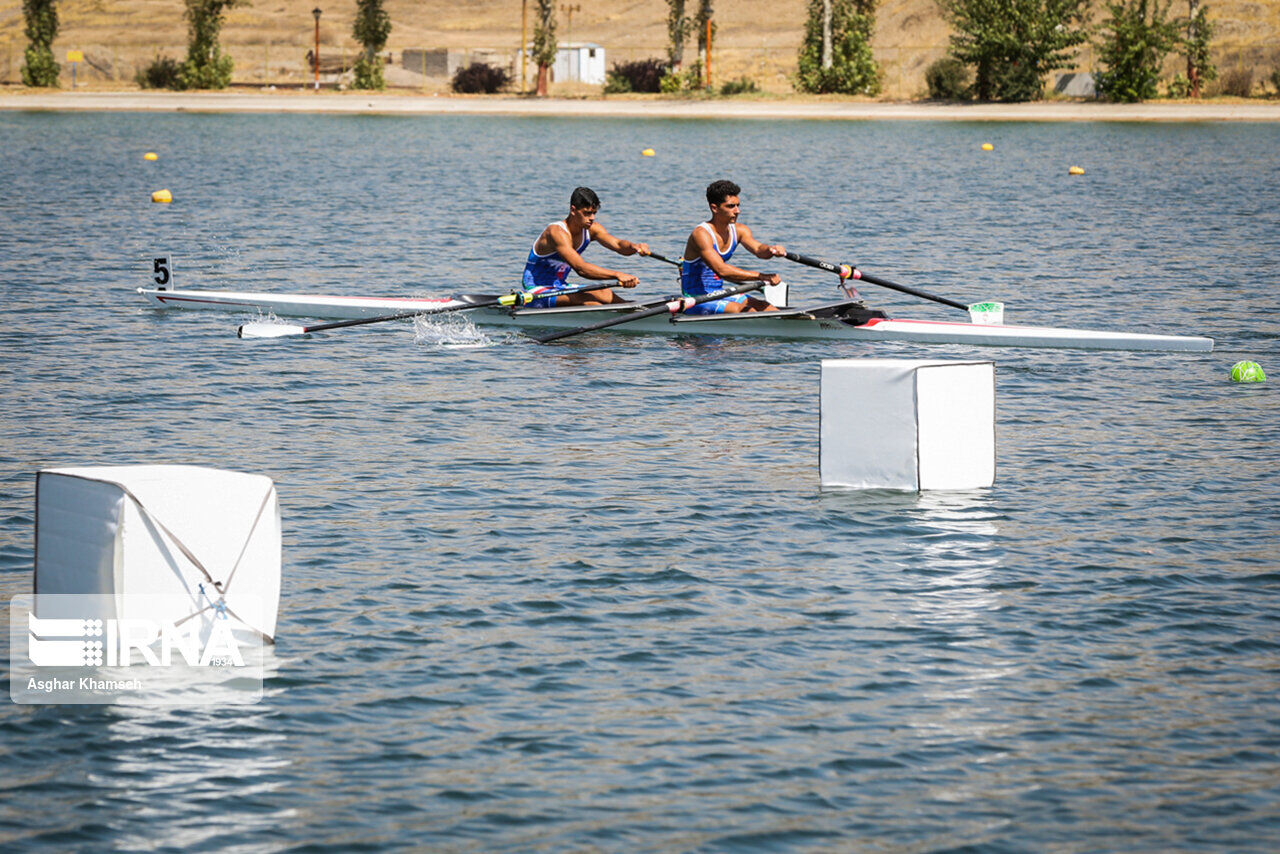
[
  {"x1": 783, "y1": 251, "x2": 970, "y2": 313},
  {"x1": 536, "y1": 281, "x2": 764, "y2": 344}
]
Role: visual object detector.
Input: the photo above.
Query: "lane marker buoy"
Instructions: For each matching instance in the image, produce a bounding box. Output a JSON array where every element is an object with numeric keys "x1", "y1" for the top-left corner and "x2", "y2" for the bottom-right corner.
[
  {"x1": 151, "y1": 189, "x2": 172, "y2": 203},
  {"x1": 1230, "y1": 361, "x2": 1266, "y2": 383}
]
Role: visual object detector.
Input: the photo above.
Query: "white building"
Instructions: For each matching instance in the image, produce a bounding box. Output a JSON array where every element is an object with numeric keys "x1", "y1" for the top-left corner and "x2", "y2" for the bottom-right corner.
[{"x1": 552, "y1": 43, "x2": 605, "y2": 85}]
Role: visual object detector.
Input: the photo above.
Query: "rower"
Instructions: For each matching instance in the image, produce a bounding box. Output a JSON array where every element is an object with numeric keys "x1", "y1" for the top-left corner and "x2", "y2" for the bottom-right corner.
[
  {"x1": 522, "y1": 187, "x2": 651, "y2": 307},
  {"x1": 680, "y1": 180, "x2": 785, "y2": 315}
]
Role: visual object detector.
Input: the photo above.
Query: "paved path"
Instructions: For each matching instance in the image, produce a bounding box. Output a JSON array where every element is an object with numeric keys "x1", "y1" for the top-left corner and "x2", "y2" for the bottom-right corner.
[{"x1": 3, "y1": 90, "x2": 1279, "y2": 121}]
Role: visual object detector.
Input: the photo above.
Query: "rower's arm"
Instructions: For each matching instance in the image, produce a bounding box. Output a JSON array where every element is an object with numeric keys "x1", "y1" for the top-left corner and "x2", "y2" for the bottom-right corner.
[
  {"x1": 689, "y1": 227, "x2": 779, "y2": 285},
  {"x1": 549, "y1": 227, "x2": 638, "y2": 285},
  {"x1": 590, "y1": 223, "x2": 650, "y2": 257},
  {"x1": 737, "y1": 224, "x2": 786, "y2": 261}
]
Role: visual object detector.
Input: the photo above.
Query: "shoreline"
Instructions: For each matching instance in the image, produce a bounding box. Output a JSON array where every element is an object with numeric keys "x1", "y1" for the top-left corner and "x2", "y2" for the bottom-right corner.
[{"x1": 2, "y1": 90, "x2": 1279, "y2": 122}]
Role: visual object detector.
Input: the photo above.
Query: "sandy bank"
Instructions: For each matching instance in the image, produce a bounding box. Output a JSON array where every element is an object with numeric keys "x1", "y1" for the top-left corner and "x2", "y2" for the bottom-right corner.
[{"x1": 2, "y1": 90, "x2": 1279, "y2": 122}]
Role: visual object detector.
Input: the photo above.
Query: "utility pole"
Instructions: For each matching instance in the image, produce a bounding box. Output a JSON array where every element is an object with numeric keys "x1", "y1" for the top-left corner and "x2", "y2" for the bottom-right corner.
[
  {"x1": 312, "y1": 8, "x2": 322, "y2": 90},
  {"x1": 520, "y1": 0, "x2": 528, "y2": 93}
]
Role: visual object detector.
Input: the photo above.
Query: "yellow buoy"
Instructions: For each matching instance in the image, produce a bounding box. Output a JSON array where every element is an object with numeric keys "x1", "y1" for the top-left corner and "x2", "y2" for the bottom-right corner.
[
  {"x1": 981, "y1": 143, "x2": 994, "y2": 151},
  {"x1": 641, "y1": 148, "x2": 656, "y2": 157},
  {"x1": 151, "y1": 189, "x2": 173, "y2": 203},
  {"x1": 1068, "y1": 166, "x2": 1085, "y2": 175},
  {"x1": 144, "y1": 152, "x2": 159, "y2": 161}
]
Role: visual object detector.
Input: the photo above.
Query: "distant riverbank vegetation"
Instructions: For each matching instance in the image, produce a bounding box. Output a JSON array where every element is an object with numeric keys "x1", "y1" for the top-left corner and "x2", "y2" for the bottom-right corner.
[{"x1": 16, "y1": 0, "x2": 1280, "y2": 102}]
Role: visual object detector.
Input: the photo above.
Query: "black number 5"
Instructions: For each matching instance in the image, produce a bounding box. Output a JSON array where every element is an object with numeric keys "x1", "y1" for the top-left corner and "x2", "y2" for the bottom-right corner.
[{"x1": 153, "y1": 257, "x2": 171, "y2": 286}]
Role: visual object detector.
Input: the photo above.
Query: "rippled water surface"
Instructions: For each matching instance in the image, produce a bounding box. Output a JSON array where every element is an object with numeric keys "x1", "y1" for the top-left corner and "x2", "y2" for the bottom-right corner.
[{"x1": 1, "y1": 112, "x2": 1278, "y2": 852}]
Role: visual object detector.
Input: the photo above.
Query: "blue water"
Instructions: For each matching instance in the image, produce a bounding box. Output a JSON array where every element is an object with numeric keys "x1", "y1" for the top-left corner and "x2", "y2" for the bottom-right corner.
[{"x1": 1, "y1": 111, "x2": 1278, "y2": 852}]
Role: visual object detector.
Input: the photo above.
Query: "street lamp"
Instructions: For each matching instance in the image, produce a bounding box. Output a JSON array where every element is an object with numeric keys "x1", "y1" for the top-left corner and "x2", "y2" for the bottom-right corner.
[{"x1": 312, "y1": 7, "x2": 322, "y2": 91}]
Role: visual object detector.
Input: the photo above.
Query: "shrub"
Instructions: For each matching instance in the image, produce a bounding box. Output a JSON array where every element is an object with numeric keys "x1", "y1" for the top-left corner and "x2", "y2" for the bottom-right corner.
[
  {"x1": 21, "y1": 0, "x2": 60, "y2": 87},
  {"x1": 1165, "y1": 72, "x2": 1191, "y2": 97},
  {"x1": 1270, "y1": 67, "x2": 1280, "y2": 95},
  {"x1": 1219, "y1": 67, "x2": 1253, "y2": 97},
  {"x1": 925, "y1": 56, "x2": 971, "y2": 99},
  {"x1": 605, "y1": 58, "x2": 667, "y2": 93},
  {"x1": 136, "y1": 55, "x2": 182, "y2": 89},
  {"x1": 719, "y1": 76, "x2": 760, "y2": 95},
  {"x1": 660, "y1": 64, "x2": 705, "y2": 93},
  {"x1": 451, "y1": 62, "x2": 509, "y2": 94}
]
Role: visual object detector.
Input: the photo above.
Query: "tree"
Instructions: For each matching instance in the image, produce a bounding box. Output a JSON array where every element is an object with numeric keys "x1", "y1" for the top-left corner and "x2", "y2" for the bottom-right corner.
[
  {"x1": 1094, "y1": 0, "x2": 1180, "y2": 101},
  {"x1": 1184, "y1": 0, "x2": 1216, "y2": 97},
  {"x1": 666, "y1": 0, "x2": 691, "y2": 69},
  {"x1": 796, "y1": 0, "x2": 880, "y2": 95},
  {"x1": 178, "y1": 0, "x2": 243, "y2": 89},
  {"x1": 532, "y1": 0, "x2": 556, "y2": 95},
  {"x1": 352, "y1": 0, "x2": 391, "y2": 89},
  {"x1": 938, "y1": 0, "x2": 1090, "y2": 101},
  {"x1": 21, "y1": 0, "x2": 60, "y2": 87}
]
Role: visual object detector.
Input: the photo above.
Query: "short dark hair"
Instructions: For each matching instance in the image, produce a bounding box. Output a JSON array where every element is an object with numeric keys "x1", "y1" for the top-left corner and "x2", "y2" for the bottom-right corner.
[
  {"x1": 706, "y1": 180, "x2": 741, "y2": 205},
  {"x1": 570, "y1": 186, "x2": 600, "y2": 209}
]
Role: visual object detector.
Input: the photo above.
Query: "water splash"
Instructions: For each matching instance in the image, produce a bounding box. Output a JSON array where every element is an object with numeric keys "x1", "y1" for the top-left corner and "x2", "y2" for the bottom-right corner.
[{"x1": 412, "y1": 312, "x2": 496, "y2": 348}]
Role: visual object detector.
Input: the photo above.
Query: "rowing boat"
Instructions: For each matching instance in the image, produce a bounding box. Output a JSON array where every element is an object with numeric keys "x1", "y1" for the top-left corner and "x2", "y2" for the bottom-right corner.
[{"x1": 135, "y1": 286, "x2": 1214, "y2": 352}]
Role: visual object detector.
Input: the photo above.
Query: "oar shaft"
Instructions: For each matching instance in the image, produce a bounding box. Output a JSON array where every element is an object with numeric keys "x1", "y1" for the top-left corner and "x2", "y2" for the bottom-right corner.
[
  {"x1": 647, "y1": 251, "x2": 682, "y2": 267},
  {"x1": 535, "y1": 281, "x2": 764, "y2": 344},
  {"x1": 783, "y1": 251, "x2": 970, "y2": 312},
  {"x1": 300, "y1": 301, "x2": 491, "y2": 333}
]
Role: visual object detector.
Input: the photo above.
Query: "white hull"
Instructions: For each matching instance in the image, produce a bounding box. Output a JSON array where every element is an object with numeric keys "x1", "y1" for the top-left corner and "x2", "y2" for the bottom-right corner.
[{"x1": 136, "y1": 287, "x2": 1214, "y2": 352}]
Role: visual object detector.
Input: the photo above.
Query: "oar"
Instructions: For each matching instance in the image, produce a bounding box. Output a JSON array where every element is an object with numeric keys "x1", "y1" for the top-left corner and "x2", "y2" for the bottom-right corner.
[
  {"x1": 236, "y1": 281, "x2": 611, "y2": 339},
  {"x1": 535, "y1": 281, "x2": 766, "y2": 344},
  {"x1": 647, "y1": 250, "x2": 682, "y2": 267},
  {"x1": 783, "y1": 251, "x2": 975, "y2": 314}
]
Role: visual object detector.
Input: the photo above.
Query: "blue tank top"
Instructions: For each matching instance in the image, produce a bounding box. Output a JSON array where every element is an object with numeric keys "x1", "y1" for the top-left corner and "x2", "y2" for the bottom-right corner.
[
  {"x1": 522, "y1": 221, "x2": 591, "y2": 291},
  {"x1": 680, "y1": 222, "x2": 737, "y2": 297}
]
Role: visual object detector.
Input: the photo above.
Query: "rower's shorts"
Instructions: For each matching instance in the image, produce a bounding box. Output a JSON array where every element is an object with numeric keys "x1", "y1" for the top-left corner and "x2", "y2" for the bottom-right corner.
[{"x1": 681, "y1": 293, "x2": 749, "y2": 316}]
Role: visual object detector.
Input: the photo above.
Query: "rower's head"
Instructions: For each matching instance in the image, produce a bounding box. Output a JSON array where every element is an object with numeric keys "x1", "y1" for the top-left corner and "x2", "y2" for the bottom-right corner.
[
  {"x1": 706, "y1": 179, "x2": 741, "y2": 224},
  {"x1": 568, "y1": 186, "x2": 600, "y2": 228}
]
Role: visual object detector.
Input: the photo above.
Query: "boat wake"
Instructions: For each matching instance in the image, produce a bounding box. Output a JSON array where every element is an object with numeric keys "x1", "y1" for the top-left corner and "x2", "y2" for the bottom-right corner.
[{"x1": 413, "y1": 312, "x2": 497, "y2": 348}]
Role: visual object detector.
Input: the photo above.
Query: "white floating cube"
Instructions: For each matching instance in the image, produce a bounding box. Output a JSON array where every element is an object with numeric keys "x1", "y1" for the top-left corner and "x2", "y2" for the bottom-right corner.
[
  {"x1": 35, "y1": 465, "x2": 281, "y2": 640},
  {"x1": 821, "y1": 359, "x2": 995, "y2": 491}
]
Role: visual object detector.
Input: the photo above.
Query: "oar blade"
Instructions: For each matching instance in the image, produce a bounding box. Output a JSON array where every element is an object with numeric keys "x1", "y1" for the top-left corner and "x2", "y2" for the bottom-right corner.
[{"x1": 238, "y1": 322, "x2": 309, "y2": 339}]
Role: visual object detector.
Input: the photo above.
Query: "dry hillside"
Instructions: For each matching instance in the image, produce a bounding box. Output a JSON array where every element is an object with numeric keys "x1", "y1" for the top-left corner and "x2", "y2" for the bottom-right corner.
[{"x1": 1, "y1": 0, "x2": 1277, "y2": 97}]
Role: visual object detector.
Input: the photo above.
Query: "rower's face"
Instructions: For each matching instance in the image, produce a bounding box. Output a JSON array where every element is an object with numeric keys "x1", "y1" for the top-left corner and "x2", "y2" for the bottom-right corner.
[
  {"x1": 570, "y1": 205, "x2": 598, "y2": 228},
  {"x1": 712, "y1": 196, "x2": 741, "y2": 223}
]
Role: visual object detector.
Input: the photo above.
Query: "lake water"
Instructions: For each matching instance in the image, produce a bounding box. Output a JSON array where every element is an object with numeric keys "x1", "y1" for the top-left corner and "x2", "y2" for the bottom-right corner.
[{"x1": 1, "y1": 111, "x2": 1278, "y2": 852}]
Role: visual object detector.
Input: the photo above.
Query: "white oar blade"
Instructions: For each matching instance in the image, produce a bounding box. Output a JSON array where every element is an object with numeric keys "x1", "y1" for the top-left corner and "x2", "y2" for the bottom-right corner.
[{"x1": 238, "y1": 322, "x2": 309, "y2": 339}]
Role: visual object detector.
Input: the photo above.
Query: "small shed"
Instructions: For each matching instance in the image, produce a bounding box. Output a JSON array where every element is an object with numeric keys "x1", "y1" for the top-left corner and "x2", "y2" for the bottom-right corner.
[{"x1": 552, "y1": 43, "x2": 605, "y2": 85}]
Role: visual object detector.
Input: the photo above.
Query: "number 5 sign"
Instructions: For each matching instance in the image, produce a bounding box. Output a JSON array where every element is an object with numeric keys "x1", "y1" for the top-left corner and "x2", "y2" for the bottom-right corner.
[{"x1": 152, "y1": 256, "x2": 174, "y2": 290}]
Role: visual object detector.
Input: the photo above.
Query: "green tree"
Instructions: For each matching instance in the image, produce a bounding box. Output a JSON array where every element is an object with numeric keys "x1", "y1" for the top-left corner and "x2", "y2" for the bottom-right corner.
[
  {"x1": 667, "y1": 0, "x2": 690, "y2": 68},
  {"x1": 178, "y1": 0, "x2": 244, "y2": 89},
  {"x1": 796, "y1": 0, "x2": 880, "y2": 94},
  {"x1": 352, "y1": 0, "x2": 391, "y2": 89},
  {"x1": 532, "y1": 0, "x2": 556, "y2": 95},
  {"x1": 21, "y1": 0, "x2": 60, "y2": 87},
  {"x1": 938, "y1": 0, "x2": 1090, "y2": 101},
  {"x1": 1184, "y1": 0, "x2": 1215, "y2": 97},
  {"x1": 1094, "y1": 0, "x2": 1181, "y2": 101}
]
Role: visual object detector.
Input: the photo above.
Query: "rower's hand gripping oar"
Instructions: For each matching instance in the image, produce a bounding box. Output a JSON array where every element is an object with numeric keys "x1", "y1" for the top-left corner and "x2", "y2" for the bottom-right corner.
[
  {"x1": 535, "y1": 280, "x2": 768, "y2": 344},
  {"x1": 236, "y1": 281, "x2": 610, "y2": 339},
  {"x1": 784, "y1": 252, "x2": 999, "y2": 322}
]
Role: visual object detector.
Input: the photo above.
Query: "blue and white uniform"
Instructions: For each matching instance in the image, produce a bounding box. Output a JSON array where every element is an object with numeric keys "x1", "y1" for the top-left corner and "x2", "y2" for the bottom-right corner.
[
  {"x1": 522, "y1": 221, "x2": 591, "y2": 308},
  {"x1": 680, "y1": 222, "x2": 750, "y2": 315}
]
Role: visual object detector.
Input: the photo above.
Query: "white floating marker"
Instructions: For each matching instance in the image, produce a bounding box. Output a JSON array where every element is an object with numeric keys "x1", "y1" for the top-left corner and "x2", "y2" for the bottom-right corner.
[
  {"x1": 35, "y1": 465, "x2": 281, "y2": 641},
  {"x1": 820, "y1": 359, "x2": 995, "y2": 491}
]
